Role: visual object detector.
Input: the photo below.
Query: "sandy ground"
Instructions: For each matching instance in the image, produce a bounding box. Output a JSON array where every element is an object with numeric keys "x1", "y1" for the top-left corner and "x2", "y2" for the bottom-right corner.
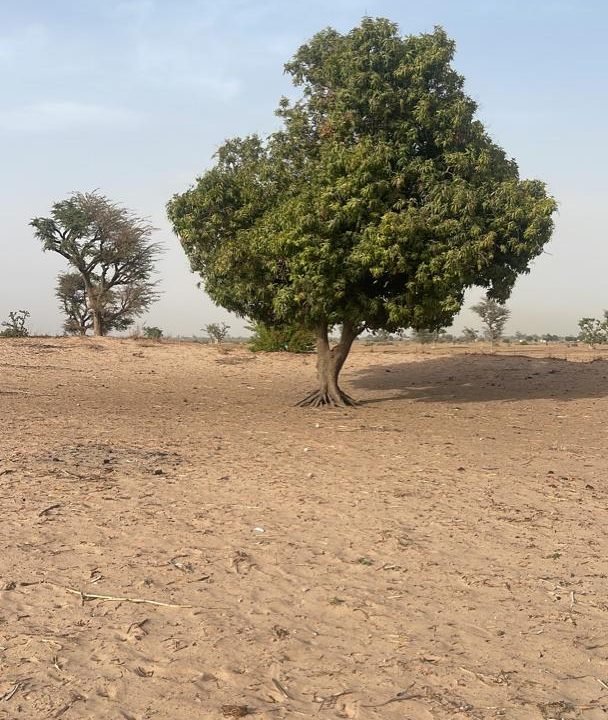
[{"x1": 1, "y1": 337, "x2": 608, "y2": 720}]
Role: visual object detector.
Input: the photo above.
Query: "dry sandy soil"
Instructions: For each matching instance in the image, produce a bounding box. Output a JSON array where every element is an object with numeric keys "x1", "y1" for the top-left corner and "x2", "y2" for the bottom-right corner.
[{"x1": 1, "y1": 338, "x2": 608, "y2": 720}]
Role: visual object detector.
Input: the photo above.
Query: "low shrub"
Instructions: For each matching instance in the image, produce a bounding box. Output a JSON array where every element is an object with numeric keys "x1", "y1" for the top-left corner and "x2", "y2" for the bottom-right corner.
[
  {"x1": 1, "y1": 310, "x2": 30, "y2": 338},
  {"x1": 143, "y1": 326, "x2": 163, "y2": 339},
  {"x1": 204, "y1": 322, "x2": 230, "y2": 343}
]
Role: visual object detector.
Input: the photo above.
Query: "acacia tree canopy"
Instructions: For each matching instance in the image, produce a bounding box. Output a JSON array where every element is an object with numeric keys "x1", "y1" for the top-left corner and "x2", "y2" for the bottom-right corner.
[
  {"x1": 168, "y1": 18, "x2": 556, "y2": 407},
  {"x1": 55, "y1": 270, "x2": 157, "y2": 336},
  {"x1": 56, "y1": 272, "x2": 92, "y2": 335},
  {"x1": 32, "y1": 192, "x2": 160, "y2": 336}
]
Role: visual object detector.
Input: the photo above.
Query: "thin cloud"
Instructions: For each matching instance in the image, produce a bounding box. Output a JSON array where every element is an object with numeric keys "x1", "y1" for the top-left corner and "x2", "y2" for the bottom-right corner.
[{"x1": 0, "y1": 101, "x2": 143, "y2": 133}]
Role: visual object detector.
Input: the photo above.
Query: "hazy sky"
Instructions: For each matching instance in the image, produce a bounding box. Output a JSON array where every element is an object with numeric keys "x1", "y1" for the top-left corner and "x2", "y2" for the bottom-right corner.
[{"x1": 1, "y1": 0, "x2": 606, "y2": 337}]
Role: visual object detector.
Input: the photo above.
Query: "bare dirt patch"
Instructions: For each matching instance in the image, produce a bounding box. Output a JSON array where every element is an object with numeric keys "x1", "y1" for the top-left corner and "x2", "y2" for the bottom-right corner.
[{"x1": 1, "y1": 338, "x2": 608, "y2": 719}]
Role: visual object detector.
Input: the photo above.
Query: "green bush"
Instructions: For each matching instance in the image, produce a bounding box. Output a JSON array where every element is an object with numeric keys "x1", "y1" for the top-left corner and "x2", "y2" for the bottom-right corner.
[
  {"x1": 204, "y1": 322, "x2": 230, "y2": 343},
  {"x1": 248, "y1": 321, "x2": 315, "y2": 353},
  {"x1": 143, "y1": 326, "x2": 163, "y2": 339},
  {"x1": 1, "y1": 310, "x2": 30, "y2": 338}
]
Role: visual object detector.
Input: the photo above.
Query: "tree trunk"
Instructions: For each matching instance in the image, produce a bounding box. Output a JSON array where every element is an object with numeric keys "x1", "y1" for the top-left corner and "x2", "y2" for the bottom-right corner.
[
  {"x1": 91, "y1": 309, "x2": 104, "y2": 336},
  {"x1": 84, "y1": 279, "x2": 104, "y2": 337},
  {"x1": 297, "y1": 322, "x2": 359, "y2": 408}
]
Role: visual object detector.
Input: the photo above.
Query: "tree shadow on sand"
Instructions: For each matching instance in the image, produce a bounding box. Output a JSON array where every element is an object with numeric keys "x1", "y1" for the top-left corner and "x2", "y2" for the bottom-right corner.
[{"x1": 350, "y1": 353, "x2": 608, "y2": 405}]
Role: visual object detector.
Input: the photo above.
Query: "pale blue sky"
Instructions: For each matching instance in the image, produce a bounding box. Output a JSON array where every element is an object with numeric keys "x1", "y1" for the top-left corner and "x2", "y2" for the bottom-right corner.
[{"x1": 1, "y1": 0, "x2": 606, "y2": 336}]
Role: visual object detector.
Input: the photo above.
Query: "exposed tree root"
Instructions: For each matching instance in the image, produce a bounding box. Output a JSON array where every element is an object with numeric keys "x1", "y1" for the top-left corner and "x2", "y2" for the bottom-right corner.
[
  {"x1": 297, "y1": 322, "x2": 361, "y2": 408},
  {"x1": 296, "y1": 388, "x2": 358, "y2": 408}
]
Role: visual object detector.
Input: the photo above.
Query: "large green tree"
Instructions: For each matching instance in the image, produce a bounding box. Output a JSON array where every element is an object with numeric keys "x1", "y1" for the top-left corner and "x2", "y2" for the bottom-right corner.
[
  {"x1": 32, "y1": 192, "x2": 160, "y2": 336},
  {"x1": 168, "y1": 18, "x2": 556, "y2": 407}
]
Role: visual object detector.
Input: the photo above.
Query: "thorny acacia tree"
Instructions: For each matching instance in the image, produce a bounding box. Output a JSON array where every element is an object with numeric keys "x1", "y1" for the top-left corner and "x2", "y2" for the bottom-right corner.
[
  {"x1": 32, "y1": 192, "x2": 160, "y2": 336},
  {"x1": 168, "y1": 18, "x2": 556, "y2": 407},
  {"x1": 471, "y1": 295, "x2": 511, "y2": 343},
  {"x1": 578, "y1": 313, "x2": 608, "y2": 346}
]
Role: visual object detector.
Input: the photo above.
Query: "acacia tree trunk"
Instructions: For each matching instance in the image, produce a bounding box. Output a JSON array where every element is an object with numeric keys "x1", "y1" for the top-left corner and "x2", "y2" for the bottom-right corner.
[
  {"x1": 91, "y1": 310, "x2": 104, "y2": 336},
  {"x1": 297, "y1": 321, "x2": 359, "y2": 408},
  {"x1": 83, "y1": 278, "x2": 104, "y2": 337}
]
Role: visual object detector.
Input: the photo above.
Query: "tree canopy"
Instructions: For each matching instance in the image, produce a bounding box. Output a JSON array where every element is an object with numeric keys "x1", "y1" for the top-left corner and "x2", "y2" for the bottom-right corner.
[
  {"x1": 168, "y1": 17, "x2": 556, "y2": 406},
  {"x1": 56, "y1": 272, "x2": 92, "y2": 335},
  {"x1": 32, "y1": 192, "x2": 160, "y2": 336}
]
